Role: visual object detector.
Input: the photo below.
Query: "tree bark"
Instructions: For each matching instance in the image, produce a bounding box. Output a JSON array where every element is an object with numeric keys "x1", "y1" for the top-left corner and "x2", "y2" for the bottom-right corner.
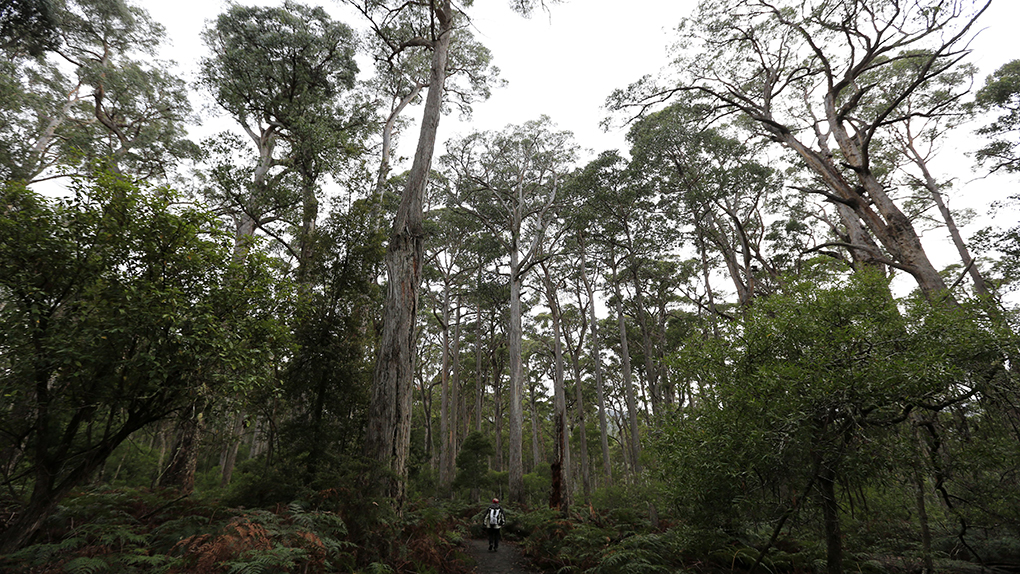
[
  {"x1": 904, "y1": 137, "x2": 989, "y2": 297},
  {"x1": 629, "y1": 265, "x2": 661, "y2": 419},
  {"x1": 363, "y1": 1, "x2": 452, "y2": 508},
  {"x1": 451, "y1": 298, "x2": 463, "y2": 480},
  {"x1": 220, "y1": 409, "x2": 246, "y2": 488},
  {"x1": 439, "y1": 280, "x2": 453, "y2": 488},
  {"x1": 581, "y1": 248, "x2": 613, "y2": 486},
  {"x1": 775, "y1": 110, "x2": 948, "y2": 300},
  {"x1": 612, "y1": 262, "x2": 642, "y2": 476},
  {"x1": 565, "y1": 276, "x2": 592, "y2": 503},
  {"x1": 475, "y1": 263, "x2": 485, "y2": 433},
  {"x1": 530, "y1": 379, "x2": 542, "y2": 470},
  {"x1": 818, "y1": 464, "x2": 843, "y2": 574},
  {"x1": 159, "y1": 403, "x2": 204, "y2": 494},
  {"x1": 542, "y1": 263, "x2": 571, "y2": 514},
  {"x1": 508, "y1": 248, "x2": 526, "y2": 502}
]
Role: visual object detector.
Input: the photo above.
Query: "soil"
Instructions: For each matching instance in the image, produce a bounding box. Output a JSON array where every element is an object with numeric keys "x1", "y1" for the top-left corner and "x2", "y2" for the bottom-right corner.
[{"x1": 464, "y1": 536, "x2": 540, "y2": 574}]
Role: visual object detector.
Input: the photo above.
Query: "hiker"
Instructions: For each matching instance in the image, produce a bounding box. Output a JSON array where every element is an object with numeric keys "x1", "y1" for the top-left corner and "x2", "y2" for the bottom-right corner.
[{"x1": 483, "y1": 498, "x2": 505, "y2": 551}]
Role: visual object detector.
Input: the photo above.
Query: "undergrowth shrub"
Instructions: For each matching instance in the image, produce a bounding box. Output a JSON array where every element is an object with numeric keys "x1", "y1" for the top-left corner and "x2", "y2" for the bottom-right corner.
[
  {"x1": 170, "y1": 502, "x2": 354, "y2": 573},
  {"x1": 387, "y1": 499, "x2": 472, "y2": 574},
  {"x1": 0, "y1": 489, "x2": 356, "y2": 574},
  {"x1": 517, "y1": 507, "x2": 681, "y2": 574}
]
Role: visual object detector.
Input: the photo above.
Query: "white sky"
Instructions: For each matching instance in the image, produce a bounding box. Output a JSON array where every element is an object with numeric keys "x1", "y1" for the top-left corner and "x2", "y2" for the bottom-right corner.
[
  {"x1": 148, "y1": 0, "x2": 695, "y2": 157},
  {"x1": 147, "y1": 0, "x2": 1020, "y2": 159},
  {"x1": 148, "y1": 0, "x2": 1020, "y2": 174},
  {"x1": 144, "y1": 0, "x2": 1019, "y2": 285}
]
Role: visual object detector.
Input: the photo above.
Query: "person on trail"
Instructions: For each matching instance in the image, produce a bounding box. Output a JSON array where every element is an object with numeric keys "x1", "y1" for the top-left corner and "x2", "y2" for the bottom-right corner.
[{"x1": 483, "y1": 498, "x2": 505, "y2": 552}]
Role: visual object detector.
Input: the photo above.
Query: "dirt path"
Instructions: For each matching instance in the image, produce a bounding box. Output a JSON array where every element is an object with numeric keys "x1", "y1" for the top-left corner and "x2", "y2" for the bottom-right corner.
[{"x1": 464, "y1": 536, "x2": 540, "y2": 574}]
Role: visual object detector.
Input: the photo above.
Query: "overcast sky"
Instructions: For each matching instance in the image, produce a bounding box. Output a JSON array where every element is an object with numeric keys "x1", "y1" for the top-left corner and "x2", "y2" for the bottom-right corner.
[
  {"x1": 149, "y1": 0, "x2": 1020, "y2": 164},
  {"x1": 146, "y1": 0, "x2": 1019, "y2": 258}
]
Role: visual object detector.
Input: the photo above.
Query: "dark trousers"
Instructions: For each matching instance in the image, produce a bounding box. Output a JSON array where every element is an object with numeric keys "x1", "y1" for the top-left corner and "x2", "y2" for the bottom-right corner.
[{"x1": 487, "y1": 526, "x2": 501, "y2": 549}]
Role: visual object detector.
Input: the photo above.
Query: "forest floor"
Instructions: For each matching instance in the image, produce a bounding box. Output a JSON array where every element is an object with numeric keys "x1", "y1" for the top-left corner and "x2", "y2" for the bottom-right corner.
[{"x1": 463, "y1": 536, "x2": 539, "y2": 574}]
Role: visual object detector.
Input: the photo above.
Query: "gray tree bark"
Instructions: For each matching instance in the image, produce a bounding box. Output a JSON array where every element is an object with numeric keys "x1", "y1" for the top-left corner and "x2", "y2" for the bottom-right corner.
[
  {"x1": 612, "y1": 260, "x2": 642, "y2": 476},
  {"x1": 580, "y1": 248, "x2": 613, "y2": 486},
  {"x1": 542, "y1": 263, "x2": 571, "y2": 513},
  {"x1": 363, "y1": 0, "x2": 453, "y2": 508}
]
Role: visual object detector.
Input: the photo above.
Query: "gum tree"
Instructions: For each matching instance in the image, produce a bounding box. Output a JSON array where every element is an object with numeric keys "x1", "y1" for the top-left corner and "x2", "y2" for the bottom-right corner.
[
  {"x1": 614, "y1": 0, "x2": 993, "y2": 301},
  {"x1": 443, "y1": 117, "x2": 577, "y2": 503},
  {"x1": 0, "y1": 0, "x2": 195, "y2": 184}
]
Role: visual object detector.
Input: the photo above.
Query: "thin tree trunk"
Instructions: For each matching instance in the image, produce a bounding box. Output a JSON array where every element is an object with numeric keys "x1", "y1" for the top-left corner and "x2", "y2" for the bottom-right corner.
[
  {"x1": 581, "y1": 248, "x2": 612, "y2": 485},
  {"x1": 818, "y1": 464, "x2": 843, "y2": 574},
  {"x1": 904, "y1": 137, "x2": 989, "y2": 297},
  {"x1": 542, "y1": 264, "x2": 571, "y2": 514},
  {"x1": 565, "y1": 278, "x2": 592, "y2": 503},
  {"x1": 439, "y1": 282, "x2": 452, "y2": 488},
  {"x1": 508, "y1": 250, "x2": 526, "y2": 503},
  {"x1": 493, "y1": 351, "x2": 504, "y2": 472},
  {"x1": 220, "y1": 410, "x2": 246, "y2": 488},
  {"x1": 630, "y1": 266, "x2": 660, "y2": 419},
  {"x1": 372, "y1": 83, "x2": 424, "y2": 230},
  {"x1": 913, "y1": 422, "x2": 934, "y2": 574},
  {"x1": 475, "y1": 263, "x2": 485, "y2": 433},
  {"x1": 530, "y1": 380, "x2": 542, "y2": 471},
  {"x1": 159, "y1": 401, "x2": 205, "y2": 494},
  {"x1": 612, "y1": 266, "x2": 642, "y2": 476},
  {"x1": 451, "y1": 298, "x2": 463, "y2": 481}
]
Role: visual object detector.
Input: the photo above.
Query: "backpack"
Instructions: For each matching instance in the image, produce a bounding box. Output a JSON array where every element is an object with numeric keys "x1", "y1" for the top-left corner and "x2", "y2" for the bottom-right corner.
[{"x1": 485, "y1": 507, "x2": 504, "y2": 528}]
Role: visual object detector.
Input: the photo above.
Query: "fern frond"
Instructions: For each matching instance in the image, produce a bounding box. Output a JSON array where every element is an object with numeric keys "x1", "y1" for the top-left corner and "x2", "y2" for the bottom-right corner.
[
  {"x1": 364, "y1": 562, "x2": 395, "y2": 574},
  {"x1": 64, "y1": 556, "x2": 109, "y2": 574}
]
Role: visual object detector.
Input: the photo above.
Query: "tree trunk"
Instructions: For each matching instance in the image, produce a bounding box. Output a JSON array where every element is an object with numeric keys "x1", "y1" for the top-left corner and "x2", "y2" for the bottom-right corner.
[
  {"x1": 493, "y1": 349, "x2": 504, "y2": 472},
  {"x1": 373, "y1": 83, "x2": 424, "y2": 230},
  {"x1": 530, "y1": 380, "x2": 542, "y2": 470},
  {"x1": 905, "y1": 138, "x2": 989, "y2": 297},
  {"x1": 913, "y1": 422, "x2": 934, "y2": 574},
  {"x1": 0, "y1": 409, "x2": 139, "y2": 552},
  {"x1": 543, "y1": 264, "x2": 571, "y2": 514},
  {"x1": 630, "y1": 265, "x2": 660, "y2": 419},
  {"x1": 220, "y1": 410, "x2": 246, "y2": 488},
  {"x1": 363, "y1": 4, "x2": 452, "y2": 509},
  {"x1": 159, "y1": 403, "x2": 204, "y2": 494},
  {"x1": 581, "y1": 248, "x2": 613, "y2": 486},
  {"x1": 439, "y1": 281, "x2": 452, "y2": 488},
  {"x1": 818, "y1": 464, "x2": 843, "y2": 574},
  {"x1": 612, "y1": 265, "x2": 642, "y2": 476},
  {"x1": 475, "y1": 263, "x2": 485, "y2": 433},
  {"x1": 451, "y1": 298, "x2": 463, "y2": 480},
  {"x1": 779, "y1": 104, "x2": 949, "y2": 300},
  {"x1": 564, "y1": 279, "x2": 592, "y2": 504},
  {"x1": 508, "y1": 250, "x2": 526, "y2": 503}
]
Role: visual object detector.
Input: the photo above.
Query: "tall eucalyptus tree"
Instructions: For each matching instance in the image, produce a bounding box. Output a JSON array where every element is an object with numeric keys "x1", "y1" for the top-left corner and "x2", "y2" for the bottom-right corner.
[
  {"x1": 615, "y1": 0, "x2": 993, "y2": 301},
  {"x1": 443, "y1": 116, "x2": 577, "y2": 503},
  {"x1": 863, "y1": 54, "x2": 991, "y2": 297},
  {"x1": 200, "y1": 1, "x2": 367, "y2": 264},
  {"x1": 627, "y1": 103, "x2": 783, "y2": 307},
  {"x1": 0, "y1": 0, "x2": 195, "y2": 183},
  {"x1": 348, "y1": 0, "x2": 558, "y2": 509}
]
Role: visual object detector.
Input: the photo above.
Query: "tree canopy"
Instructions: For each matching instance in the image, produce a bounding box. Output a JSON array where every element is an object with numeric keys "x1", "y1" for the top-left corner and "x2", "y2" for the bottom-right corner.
[{"x1": 1, "y1": 1, "x2": 1019, "y2": 572}]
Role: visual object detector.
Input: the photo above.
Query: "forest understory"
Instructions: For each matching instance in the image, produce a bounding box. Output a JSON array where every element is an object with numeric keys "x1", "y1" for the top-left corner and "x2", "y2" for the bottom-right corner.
[{"x1": 3, "y1": 0, "x2": 1020, "y2": 572}]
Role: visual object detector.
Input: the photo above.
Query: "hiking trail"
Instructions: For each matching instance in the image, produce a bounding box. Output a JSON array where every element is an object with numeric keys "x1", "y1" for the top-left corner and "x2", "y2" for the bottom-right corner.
[{"x1": 464, "y1": 536, "x2": 539, "y2": 574}]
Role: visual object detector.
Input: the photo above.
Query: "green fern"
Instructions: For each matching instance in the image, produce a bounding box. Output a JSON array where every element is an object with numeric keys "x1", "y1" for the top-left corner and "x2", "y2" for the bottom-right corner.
[
  {"x1": 7, "y1": 536, "x2": 86, "y2": 565},
  {"x1": 592, "y1": 533, "x2": 671, "y2": 574},
  {"x1": 63, "y1": 556, "x2": 110, "y2": 574},
  {"x1": 362, "y1": 562, "x2": 395, "y2": 574},
  {"x1": 226, "y1": 547, "x2": 305, "y2": 573}
]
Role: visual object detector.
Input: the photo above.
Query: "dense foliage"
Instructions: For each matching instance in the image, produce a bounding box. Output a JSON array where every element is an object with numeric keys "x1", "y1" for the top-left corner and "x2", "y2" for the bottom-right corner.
[{"x1": 1, "y1": 0, "x2": 1019, "y2": 572}]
